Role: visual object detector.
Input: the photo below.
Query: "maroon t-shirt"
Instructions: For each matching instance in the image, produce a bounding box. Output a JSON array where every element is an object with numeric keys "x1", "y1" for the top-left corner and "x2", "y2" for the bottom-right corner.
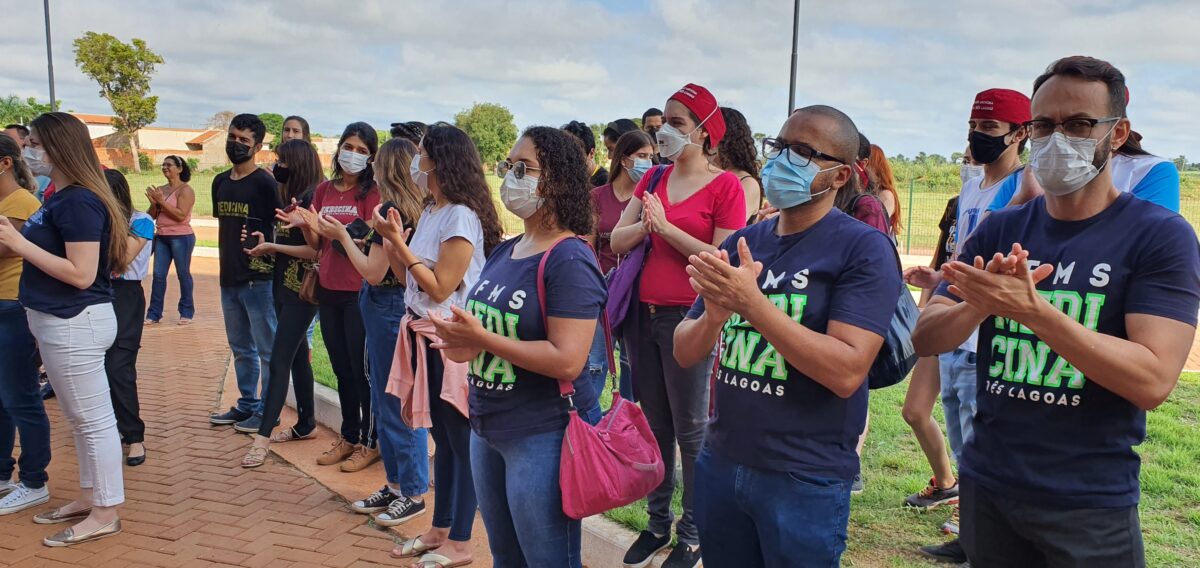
[
  {"x1": 312, "y1": 180, "x2": 380, "y2": 292},
  {"x1": 591, "y1": 183, "x2": 631, "y2": 275}
]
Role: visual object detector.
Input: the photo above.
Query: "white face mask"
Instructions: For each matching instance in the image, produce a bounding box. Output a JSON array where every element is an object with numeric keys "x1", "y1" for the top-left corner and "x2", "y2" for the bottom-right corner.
[
  {"x1": 338, "y1": 150, "x2": 369, "y2": 174},
  {"x1": 23, "y1": 147, "x2": 51, "y2": 176},
  {"x1": 959, "y1": 163, "x2": 984, "y2": 184},
  {"x1": 500, "y1": 170, "x2": 542, "y2": 219},
  {"x1": 655, "y1": 107, "x2": 716, "y2": 161},
  {"x1": 409, "y1": 154, "x2": 430, "y2": 192},
  {"x1": 1029, "y1": 124, "x2": 1115, "y2": 197}
]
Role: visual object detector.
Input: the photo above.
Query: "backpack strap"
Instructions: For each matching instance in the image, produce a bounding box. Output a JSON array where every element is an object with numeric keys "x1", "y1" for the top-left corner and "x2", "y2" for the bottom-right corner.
[
  {"x1": 537, "y1": 235, "x2": 616, "y2": 398},
  {"x1": 645, "y1": 165, "x2": 668, "y2": 195}
]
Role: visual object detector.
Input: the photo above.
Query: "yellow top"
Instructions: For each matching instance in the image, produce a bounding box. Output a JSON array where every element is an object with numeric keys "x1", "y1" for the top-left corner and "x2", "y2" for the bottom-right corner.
[{"x1": 0, "y1": 189, "x2": 42, "y2": 300}]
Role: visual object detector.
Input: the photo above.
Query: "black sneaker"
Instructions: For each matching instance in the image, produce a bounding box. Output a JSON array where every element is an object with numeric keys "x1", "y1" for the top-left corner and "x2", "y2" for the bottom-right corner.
[
  {"x1": 622, "y1": 530, "x2": 671, "y2": 568},
  {"x1": 919, "y1": 538, "x2": 967, "y2": 564},
  {"x1": 905, "y1": 477, "x2": 960, "y2": 510},
  {"x1": 374, "y1": 495, "x2": 426, "y2": 527},
  {"x1": 351, "y1": 485, "x2": 398, "y2": 514},
  {"x1": 662, "y1": 543, "x2": 702, "y2": 568},
  {"x1": 210, "y1": 407, "x2": 252, "y2": 426},
  {"x1": 852, "y1": 473, "x2": 865, "y2": 495}
]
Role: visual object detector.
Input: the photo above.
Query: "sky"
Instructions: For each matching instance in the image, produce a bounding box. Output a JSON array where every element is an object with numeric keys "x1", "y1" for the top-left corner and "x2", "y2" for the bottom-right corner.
[{"x1": 2, "y1": 0, "x2": 1198, "y2": 161}]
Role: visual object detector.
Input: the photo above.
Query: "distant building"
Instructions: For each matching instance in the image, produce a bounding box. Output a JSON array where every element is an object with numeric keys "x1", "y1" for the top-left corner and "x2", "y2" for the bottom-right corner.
[{"x1": 71, "y1": 113, "x2": 300, "y2": 170}]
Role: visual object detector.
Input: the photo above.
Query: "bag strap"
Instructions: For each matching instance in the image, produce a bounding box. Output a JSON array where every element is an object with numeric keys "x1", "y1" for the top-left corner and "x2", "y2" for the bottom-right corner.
[
  {"x1": 645, "y1": 165, "x2": 667, "y2": 195},
  {"x1": 536, "y1": 235, "x2": 616, "y2": 399}
]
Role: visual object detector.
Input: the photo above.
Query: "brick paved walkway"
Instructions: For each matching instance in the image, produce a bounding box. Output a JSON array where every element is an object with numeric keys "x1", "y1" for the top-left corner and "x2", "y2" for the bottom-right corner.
[{"x1": 0, "y1": 258, "x2": 401, "y2": 567}]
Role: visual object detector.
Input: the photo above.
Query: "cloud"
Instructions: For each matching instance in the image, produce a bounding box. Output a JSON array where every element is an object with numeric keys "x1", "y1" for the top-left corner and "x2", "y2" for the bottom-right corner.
[{"x1": 1, "y1": 0, "x2": 1196, "y2": 160}]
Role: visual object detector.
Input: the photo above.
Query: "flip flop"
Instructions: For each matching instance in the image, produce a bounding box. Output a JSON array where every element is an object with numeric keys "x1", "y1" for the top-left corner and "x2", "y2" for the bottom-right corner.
[
  {"x1": 391, "y1": 536, "x2": 438, "y2": 559},
  {"x1": 415, "y1": 553, "x2": 472, "y2": 568}
]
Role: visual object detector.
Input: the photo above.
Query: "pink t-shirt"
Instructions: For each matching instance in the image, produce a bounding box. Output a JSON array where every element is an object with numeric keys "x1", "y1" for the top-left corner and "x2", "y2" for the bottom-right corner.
[
  {"x1": 312, "y1": 180, "x2": 380, "y2": 292},
  {"x1": 634, "y1": 166, "x2": 747, "y2": 306},
  {"x1": 591, "y1": 183, "x2": 631, "y2": 275},
  {"x1": 155, "y1": 187, "x2": 194, "y2": 236}
]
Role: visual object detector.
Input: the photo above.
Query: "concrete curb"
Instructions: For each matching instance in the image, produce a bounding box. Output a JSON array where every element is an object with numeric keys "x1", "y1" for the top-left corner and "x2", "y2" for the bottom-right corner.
[{"x1": 283, "y1": 380, "x2": 657, "y2": 568}]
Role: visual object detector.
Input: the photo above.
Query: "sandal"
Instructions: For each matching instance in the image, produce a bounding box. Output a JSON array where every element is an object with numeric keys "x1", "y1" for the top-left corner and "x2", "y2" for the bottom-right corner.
[
  {"x1": 391, "y1": 536, "x2": 438, "y2": 559},
  {"x1": 415, "y1": 553, "x2": 472, "y2": 568},
  {"x1": 178, "y1": 318, "x2": 192, "y2": 326},
  {"x1": 144, "y1": 319, "x2": 160, "y2": 326},
  {"x1": 270, "y1": 427, "x2": 316, "y2": 443},
  {"x1": 241, "y1": 446, "x2": 268, "y2": 468}
]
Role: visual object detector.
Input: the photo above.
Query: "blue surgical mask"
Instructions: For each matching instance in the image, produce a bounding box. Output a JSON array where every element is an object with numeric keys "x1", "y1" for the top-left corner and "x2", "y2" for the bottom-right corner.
[
  {"x1": 627, "y1": 158, "x2": 653, "y2": 182},
  {"x1": 761, "y1": 150, "x2": 841, "y2": 209}
]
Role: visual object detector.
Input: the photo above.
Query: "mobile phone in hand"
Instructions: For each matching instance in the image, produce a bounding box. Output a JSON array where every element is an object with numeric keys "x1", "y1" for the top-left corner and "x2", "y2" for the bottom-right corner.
[{"x1": 242, "y1": 216, "x2": 261, "y2": 249}]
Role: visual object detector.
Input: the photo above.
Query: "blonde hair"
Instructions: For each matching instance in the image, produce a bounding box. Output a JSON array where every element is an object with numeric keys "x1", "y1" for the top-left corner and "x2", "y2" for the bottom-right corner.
[
  {"x1": 373, "y1": 138, "x2": 424, "y2": 228},
  {"x1": 0, "y1": 135, "x2": 36, "y2": 192},
  {"x1": 30, "y1": 112, "x2": 130, "y2": 273}
]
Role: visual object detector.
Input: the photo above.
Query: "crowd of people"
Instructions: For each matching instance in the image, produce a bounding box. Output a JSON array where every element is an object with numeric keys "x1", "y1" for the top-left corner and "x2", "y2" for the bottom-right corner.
[{"x1": 0, "y1": 54, "x2": 1195, "y2": 568}]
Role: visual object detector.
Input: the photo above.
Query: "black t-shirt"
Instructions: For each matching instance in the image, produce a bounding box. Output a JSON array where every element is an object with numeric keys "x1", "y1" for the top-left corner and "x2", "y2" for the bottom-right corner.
[
  {"x1": 933, "y1": 196, "x2": 959, "y2": 270},
  {"x1": 19, "y1": 186, "x2": 113, "y2": 318},
  {"x1": 364, "y1": 230, "x2": 404, "y2": 288},
  {"x1": 590, "y1": 166, "x2": 609, "y2": 188},
  {"x1": 212, "y1": 168, "x2": 282, "y2": 287},
  {"x1": 272, "y1": 192, "x2": 313, "y2": 303}
]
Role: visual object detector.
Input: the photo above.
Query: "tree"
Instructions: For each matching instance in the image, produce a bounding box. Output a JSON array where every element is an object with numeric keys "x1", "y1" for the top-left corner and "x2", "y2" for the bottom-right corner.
[
  {"x1": 454, "y1": 102, "x2": 517, "y2": 165},
  {"x1": 950, "y1": 151, "x2": 965, "y2": 164},
  {"x1": 0, "y1": 95, "x2": 60, "y2": 126},
  {"x1": 259, "y1": 112, "x2": 284, "y2": 145},
  {"x1": 589, "y1": 123, "x2": 608, "y2": 166},
  {"x1": 1174, "y1": 155, "x2": 1188, "y2": 171},
  {"x1": 206, "y1": 110, "x2": 236, "y2": 131},
  {"x1": 73, "y1": 32, "x2": 163, "y2": 172}
]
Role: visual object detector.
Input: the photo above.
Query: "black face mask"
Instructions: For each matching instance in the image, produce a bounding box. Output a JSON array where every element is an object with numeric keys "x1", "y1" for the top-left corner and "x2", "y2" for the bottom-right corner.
[
  {"x1": 272, "y1": 163, "x2": 290, "y2": 184},
  {"x1": 226, "y1": 140, "x2": 254, "y2": 165},
  {"x1": 967, "y1": 130, "x2": 1012, "y2": 165}
]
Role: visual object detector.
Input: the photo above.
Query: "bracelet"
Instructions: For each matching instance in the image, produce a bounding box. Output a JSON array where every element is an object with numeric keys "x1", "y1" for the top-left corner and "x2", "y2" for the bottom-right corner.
[{"x1": 407, "y1": 261, "x2": 421, "y2": 270}]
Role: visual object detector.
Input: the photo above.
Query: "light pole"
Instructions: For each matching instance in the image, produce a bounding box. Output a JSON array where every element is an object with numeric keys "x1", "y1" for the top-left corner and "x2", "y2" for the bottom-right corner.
[
  {"x1": 787, "y1": 0, "x2": 800, "y2": 113},
  {"x1": 44, "y1": 0, "x2": 56, "y2": 112}
]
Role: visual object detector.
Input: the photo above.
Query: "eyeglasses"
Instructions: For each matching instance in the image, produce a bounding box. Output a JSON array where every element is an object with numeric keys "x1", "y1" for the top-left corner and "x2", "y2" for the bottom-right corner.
[
  {"x1": 497, "y1": 160, "x2": 541, "y2": 180},
  {"x1": 1022, "y1": 117, "x2": 1119, "y2": 140},
  {"x1": 762, "y1": 138, "x2": 845, "y2": 168}
]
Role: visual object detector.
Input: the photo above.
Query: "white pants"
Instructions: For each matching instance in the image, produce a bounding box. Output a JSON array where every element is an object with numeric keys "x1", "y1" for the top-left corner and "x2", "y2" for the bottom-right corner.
[{"x1": 26, "y1": 303, "x2": 124, "y2": 507}]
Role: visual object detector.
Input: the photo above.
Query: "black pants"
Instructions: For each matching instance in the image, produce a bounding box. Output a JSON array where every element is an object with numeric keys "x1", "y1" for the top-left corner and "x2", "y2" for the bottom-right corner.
[
  {"x1": 317, "y1": 286, "x2": 373, "y2": 446},
  {"x1": 105, "y1": 279, "x2": 146, "y2": 444},
  {"x1": 258, "y1": 300, "x2": 318, "y2": 438},
  {"x1": 961, "y1": 475, "x2": 1145, "y2": 568},
  {"x1": 418, "y1": 336, "x2": 475, "y2": 541}
]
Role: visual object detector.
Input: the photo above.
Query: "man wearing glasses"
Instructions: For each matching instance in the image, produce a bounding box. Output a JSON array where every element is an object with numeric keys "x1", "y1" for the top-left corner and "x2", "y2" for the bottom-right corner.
[
  {"x1": 913, "y1": 56, "x2": 1200, "y2": 566},
  {"x1": 674, "y1": 105, "x2": 901, "y2": 567}
]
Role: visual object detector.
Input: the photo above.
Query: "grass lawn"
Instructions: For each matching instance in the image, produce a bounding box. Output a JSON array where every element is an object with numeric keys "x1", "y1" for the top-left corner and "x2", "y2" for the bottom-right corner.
[{"x1": 600, "y1": 372, "x2": 1200, "y2": 567}]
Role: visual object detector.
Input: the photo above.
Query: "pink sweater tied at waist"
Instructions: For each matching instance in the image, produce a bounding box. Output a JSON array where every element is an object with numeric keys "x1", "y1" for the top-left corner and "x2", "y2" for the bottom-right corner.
[{"x1": 388, "y1": 314, "x2": 470, "y2": 429}]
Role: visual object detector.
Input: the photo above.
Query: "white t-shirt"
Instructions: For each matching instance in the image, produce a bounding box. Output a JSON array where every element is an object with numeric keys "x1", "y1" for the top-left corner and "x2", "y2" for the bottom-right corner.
[
  {"x1": 953, "y1": 167, "x2": 1022, "y2": 353},
  {"x1": 117, "y1": 211, "x2": 155, "y2": 281},
  {"x1": 404, "y1": 203, "x2": 486, "y2": 318}
]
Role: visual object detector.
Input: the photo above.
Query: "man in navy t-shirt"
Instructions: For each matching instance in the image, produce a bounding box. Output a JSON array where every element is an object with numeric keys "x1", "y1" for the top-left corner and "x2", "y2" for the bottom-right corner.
[
  {"x1": 674, "y1": 105, "x2": 901, "y2": 567},
  {"x1": 914, "y1": 56, "x2": 1200, "y2": 567}
]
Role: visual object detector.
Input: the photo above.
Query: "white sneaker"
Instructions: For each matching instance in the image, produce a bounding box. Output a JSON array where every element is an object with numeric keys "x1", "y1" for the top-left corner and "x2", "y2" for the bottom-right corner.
[
  {"x1": 0, "y1": 480, "x2": 18, "y2": 498},
  {"x1": 0, "y1": 483, "x2": 50, "y2": 515}
]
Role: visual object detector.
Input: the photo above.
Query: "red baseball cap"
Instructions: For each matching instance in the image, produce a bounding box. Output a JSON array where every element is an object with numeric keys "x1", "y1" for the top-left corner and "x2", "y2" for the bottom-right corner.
[
  {"x1": 970, "y1": 88, "x2": 1031, "y2": 126},
  {"x1": 669, "y1": 83, "x2": 725, "y2": 147}
]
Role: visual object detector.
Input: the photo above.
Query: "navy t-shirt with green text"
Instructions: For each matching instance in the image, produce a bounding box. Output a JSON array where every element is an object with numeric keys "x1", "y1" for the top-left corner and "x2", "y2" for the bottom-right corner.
[
  {"x1": 935, "y1": 193, "x2": 1200, "y2": 507},
  {"x1": 687, "y1": 210, "x2": 901, "y2": 479},
  {"x1": 19, "y1": 186, "x2": 113, "y2": 318},
  {"x1": 466, "y1": 237, "x2": 607, "y2": 440}
]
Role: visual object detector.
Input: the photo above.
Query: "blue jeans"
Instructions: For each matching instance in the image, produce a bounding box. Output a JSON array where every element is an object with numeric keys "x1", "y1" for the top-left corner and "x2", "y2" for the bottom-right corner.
[
  {"x1": 938, "y1": 349, "x2": 977, "y2": 464},
  {"x1": 220, "y1": 281, "x2": 277, "y2": 416},
  {"x1": 0, "y1": 300, "x2": 51, "y2": 489},
  {"x1": 147, "y1": 234, "x2": 196, "y2": 321},
  {"x1": 359, "y1": 284, "x2": 428, "y2": 496},
  {"x1": 695, "y1": 446, "x2": 852, "y2": 568},
  {"x1": 471, "y1": 429, "x2": 581, "y2": 568}
]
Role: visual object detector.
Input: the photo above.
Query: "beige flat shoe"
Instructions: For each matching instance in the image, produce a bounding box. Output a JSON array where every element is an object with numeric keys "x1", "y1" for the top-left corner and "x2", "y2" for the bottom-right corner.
[
  {"x1": 33, "y1": 507, "x2": 92, "y2": 525},
  {"x1": 241, "y1": 446, "x2": 268, "y2": 468},
  {"x1": 43, "y1": 519, "x2": 122, "y2": 547}
]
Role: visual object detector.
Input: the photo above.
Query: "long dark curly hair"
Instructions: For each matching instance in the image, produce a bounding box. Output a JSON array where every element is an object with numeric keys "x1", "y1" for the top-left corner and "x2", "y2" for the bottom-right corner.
[
  {"x1": 521, "y1": 126, "x2": 594, "y2": 236},
  {"x1": 715, "y1": 107, "x2": 760, "y2": 181},
  {"x1": 422, "y1": 122, "x2": 504, "y2": 255}
]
